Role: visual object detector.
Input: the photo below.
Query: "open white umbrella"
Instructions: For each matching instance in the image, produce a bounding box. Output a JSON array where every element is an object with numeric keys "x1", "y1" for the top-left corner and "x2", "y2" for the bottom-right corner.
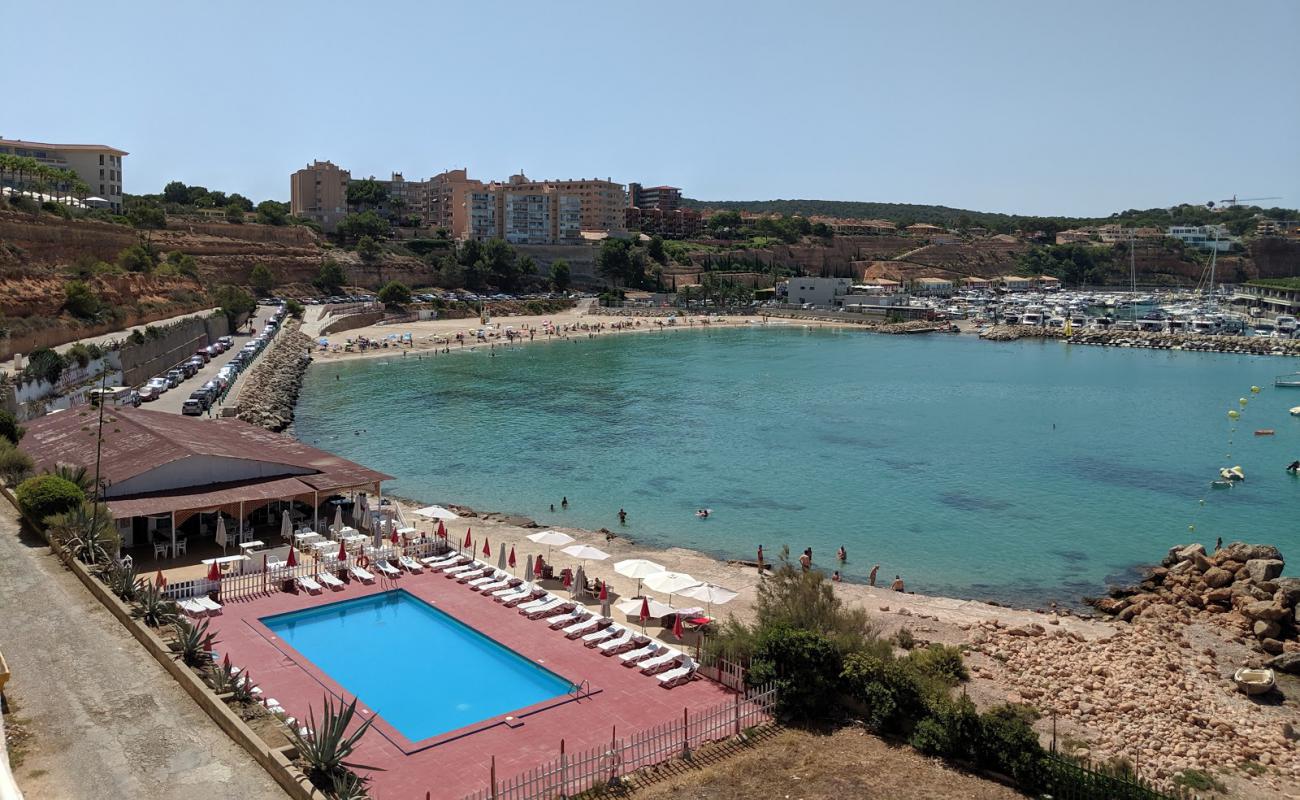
[
  {"x1": 643, "y1": 571, "x2": 701, "y2": 604},
  {"x1": 616, "y1": 596, "x2": 676, "y2": 631},
  {"x1": 215, "y1": 516, "x2": 228, "y2": 553},
  {"x1": 527, "y1": 530, "x2": 574, "y2": 560},
  {"x1": 614, "y1": 558, "x2": 666, "y2": 598},
  {"x1": 677, "y1": 582, "x2": 739, "y2": 614},
  {"x1": 560, "y1": 544, "x2": 609, "y2": 569},
  {"x1": 414, "y1": 504, "x2": 459, "y2": 521},
  {"x1": 280, "y1": 509, "x2": 292, "y2": 542}
]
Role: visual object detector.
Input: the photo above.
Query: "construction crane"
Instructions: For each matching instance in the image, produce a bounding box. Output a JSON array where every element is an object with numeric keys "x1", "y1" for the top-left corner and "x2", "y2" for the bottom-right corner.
[{"x1": 1216, "y1": 194, "x2": 1281, "y2": 207}]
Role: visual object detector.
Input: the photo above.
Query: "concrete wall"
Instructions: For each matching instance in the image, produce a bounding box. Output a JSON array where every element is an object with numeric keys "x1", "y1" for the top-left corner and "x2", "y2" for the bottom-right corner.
[{"x1": 119, "y1": 314, "x2": 236, "y2": 387}]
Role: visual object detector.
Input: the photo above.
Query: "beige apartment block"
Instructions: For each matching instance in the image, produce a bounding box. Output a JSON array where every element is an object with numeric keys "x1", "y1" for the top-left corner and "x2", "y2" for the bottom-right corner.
[
  {"x1": 0, "y1": 137, "x2": 127, "y2": 212},
  {"x1": 290, "y1": 160, "x2": 350, "y2": 232}
]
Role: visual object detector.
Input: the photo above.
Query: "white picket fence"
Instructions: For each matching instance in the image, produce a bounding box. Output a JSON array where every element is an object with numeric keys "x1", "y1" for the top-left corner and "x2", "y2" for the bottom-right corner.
[
  {"x1": 459, "y1": 682, "x2": 779, "y2": 800},
  {"x1": 162, "y1": 538, "x2": 452, "y2": 601}
]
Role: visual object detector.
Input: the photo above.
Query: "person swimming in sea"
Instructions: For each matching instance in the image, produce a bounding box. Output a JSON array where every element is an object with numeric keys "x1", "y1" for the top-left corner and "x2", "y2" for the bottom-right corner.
[
  {"x1": 837, "y1": 545, "x2": 847, "y2": 563},
  {"x1": 1287, "y1": 460, "x2": 1300, "y2": 474}
]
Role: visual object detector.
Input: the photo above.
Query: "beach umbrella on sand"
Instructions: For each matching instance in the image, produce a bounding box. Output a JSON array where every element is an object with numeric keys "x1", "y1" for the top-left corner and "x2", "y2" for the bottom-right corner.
[
  {"x1": 677, "y1": 582, "x2": 739, "y2": 615},
  {"x1": 617, "y1": 596, "x2": 675, "y2": 620},
  {"x1": 562, "y1": 570, "x2": 572, "y2": 590},
  {"x1": 599, "y1": 581, "x2": 611, "y2": 618},
  {"x1": 614, "y1": 558, "x2": 665, "y2": 598},
  {"x1": 672, "y1": 612, "x2": 685, "y2": 641},
  {"x1": 215, "y1": 516, "x2": 228, "y2": 553},
  {"x1": 463, "y1": 528, "x2": 473, "y2": 549},
  {"x1": 643, "y1": 571, "x2": 701, "y2": 605},
  {"x1": 436, "y1": 520, "x2": 447, "y2": 539},
  {"x1": 390, "y1": 527, "x2": 400, "y2": 546},
  {"x1": 560, "y1": 544, "x2": 609, "y2": 571},
  {"x1": 525, "y1": 554, "x2": 534, "y2": 581},
  {"x1": 534, "y1": 555, "x2": 544, "y2": 579},
  {"x1": 482, "y1": 537, "x2": 491, "y2": 559},
  {"x1": 508, "y1": 546, "x2": 517, "y2": 569},
  {"x1": 574, "y1": 565, "x2": 586, "y2": 599},
  {"x1": 526, "y1": 530, "x2": 574, "y2": 560}
]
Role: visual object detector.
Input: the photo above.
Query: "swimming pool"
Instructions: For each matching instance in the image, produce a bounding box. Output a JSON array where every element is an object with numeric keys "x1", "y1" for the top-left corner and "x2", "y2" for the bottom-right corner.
[{"x1": 261, "y1": 590, "x2": 574, "y2": 743}]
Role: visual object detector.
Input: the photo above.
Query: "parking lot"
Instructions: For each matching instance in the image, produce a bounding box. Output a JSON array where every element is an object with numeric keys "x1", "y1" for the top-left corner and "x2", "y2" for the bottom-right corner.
[{"x1": 140, "y1": 307, "x2": 284, "y2": 415}]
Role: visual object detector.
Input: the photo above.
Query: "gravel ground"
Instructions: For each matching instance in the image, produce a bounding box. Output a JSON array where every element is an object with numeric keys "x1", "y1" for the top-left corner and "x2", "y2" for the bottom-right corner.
[{"x1": 0, "y1": 506, "x2": 286, "y2": 800}]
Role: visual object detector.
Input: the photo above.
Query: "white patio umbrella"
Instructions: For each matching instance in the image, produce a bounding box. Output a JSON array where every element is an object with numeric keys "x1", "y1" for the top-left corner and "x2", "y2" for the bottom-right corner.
[
  {"x1": 616, "y1": 597, "x2": 676, "y2": 632},
  {"x1": 215, "y1": 516, "x2": 228, "y2": 553},
  {"x1": 677, "y1": 582, "x2": 739, "y2": 615},
  {"x1": 527, "y1": 530, "x2": 574, "y2": 560},
  {"x1": 614, "y1": 558, "x2": 666, "y2": 598},
  {"x1": 414, "y1": 504, "x2": 460, "y2": 521},
  {"x1": 560, "y1": 544, "x2": 609, "y2": 570},
  {"x1": 642, "y1": 571, "x2": 701, "y2": 604},
  {"x1": 280, "y1": 510, "x2": 291, "y2": 542}
]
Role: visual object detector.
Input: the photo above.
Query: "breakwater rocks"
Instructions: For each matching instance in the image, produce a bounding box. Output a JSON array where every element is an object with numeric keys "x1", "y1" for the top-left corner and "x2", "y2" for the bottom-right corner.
[
  {"x1": 980, "y1": 324, "x2": 1300, "y2": 356},
  {"x1": 1088, "y1": 542, "x2": 1300, "y2": 667},
  {"x1": 236, "y1": 324, "x2": 312, "y2": 432}
]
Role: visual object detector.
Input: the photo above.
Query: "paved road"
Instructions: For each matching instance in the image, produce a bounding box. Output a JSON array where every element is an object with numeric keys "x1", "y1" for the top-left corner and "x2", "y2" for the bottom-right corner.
[
  {"x1": 0, "y1": 506, "x2": 287, "y2": 800},
  {"x1": 147, "y1": 317, "x2": 277, "y2": 416}
]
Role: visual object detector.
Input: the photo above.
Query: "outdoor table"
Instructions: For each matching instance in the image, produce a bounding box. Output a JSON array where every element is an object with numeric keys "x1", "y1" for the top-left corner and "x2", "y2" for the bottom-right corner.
[
  {"x1": 201, "y1": 554, "x2": 249, "y2": 574},
  {"x1": 294, "y1": 532, "x2": 321, "y2": 544},
  {"x1": 238, "y1": 540, "x2": 264, "y2": 553}
]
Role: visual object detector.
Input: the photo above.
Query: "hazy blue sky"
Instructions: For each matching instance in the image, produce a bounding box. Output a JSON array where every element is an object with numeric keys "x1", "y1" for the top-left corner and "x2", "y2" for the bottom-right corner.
[{"x1": 7, "y1": 0, "x2": 1298, "y2": 216}]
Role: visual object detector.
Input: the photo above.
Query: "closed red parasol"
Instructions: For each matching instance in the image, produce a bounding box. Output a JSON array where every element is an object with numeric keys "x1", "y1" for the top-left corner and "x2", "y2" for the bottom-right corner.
[
  {"x1": 207, "y1": 560, "x2": 221, "y2": 582},
  {"x1": 287, "y1": 547, "x2": 297, "y2": 567},
  {"x1": 464, "y1": 528, "x2": 473, "y2": 548},
  {"x1": 534, "y1": 555, "x2": 544, "y2": 577},
  {"x1": 437, "y1": 520, "x2": 446, "y2": 538},
  {"x1": 599, "y1": 580, "x2": 608, "y2": 601},
  {"x1": 672, "y1": 612, "x2": 684, "y2": 640},
  {"x1": 155, "y1": 569, "x2": 167, "y2": 588},
  {"x1": 562, "y1": 570, "x2": 572, "y2": 588},
  {"x1": 508, "y1": 546, "x2": 516, "y2": 568},
  {"x1": 482, "y1": 537, "x2": 491, "y2": 558},
  {"x1": 337, "y1": 540, "x2": 347, "y2": 561},
  {"x1": 390, "y1": 528, "x2": 399, "y2": 545},
  {"x1": 639, "y1": 595, "x2": 651, "y2": 624}
]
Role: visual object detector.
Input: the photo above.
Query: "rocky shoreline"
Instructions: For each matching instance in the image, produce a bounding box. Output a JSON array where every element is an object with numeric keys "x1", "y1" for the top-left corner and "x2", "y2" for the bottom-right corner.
[
  {"x1": 235, "y1": 321, "x2": 312, "y2": 432},
  {"x1": 1088, "y1": 542, "x2": 1299, "y2": 672},
  {"x1": 980, "y1": 324, "x2": 1300, "y2": 356}
]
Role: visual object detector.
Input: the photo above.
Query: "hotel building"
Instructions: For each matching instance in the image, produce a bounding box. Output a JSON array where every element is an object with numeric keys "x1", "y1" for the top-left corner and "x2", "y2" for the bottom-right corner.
[
  {"x1": 290, "y1": 160, "x2": 351, "y2": 233},
  {"x1": 0, "y1": 137, "x2": 128, "y2": 212}
]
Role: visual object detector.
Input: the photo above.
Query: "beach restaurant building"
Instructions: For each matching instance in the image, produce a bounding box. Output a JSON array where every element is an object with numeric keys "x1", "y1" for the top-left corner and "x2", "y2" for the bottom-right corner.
[{"x1": 20, "y1": 407, "x2": 391, "y2": 559}]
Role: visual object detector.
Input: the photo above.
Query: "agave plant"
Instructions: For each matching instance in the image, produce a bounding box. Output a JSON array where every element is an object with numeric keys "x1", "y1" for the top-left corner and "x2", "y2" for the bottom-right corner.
[
  {"x1": 290, "y1": 696, "x2": 382, "y2": 797},
  {"x1": 47, "y1": 463, "x2": 93, "y2": 492},
  {"x1": 172, "y1": 618, "x2": 220, "y2": 668},
  {"x1": 103, "y1": 560, "x2": 139, "y2": 601},
  {"x1": 131, "y1": 580, "x2": 179, "y2": 627},
  {"x1": 47, "y1": 502, "x2": 118, "y2": 565}
]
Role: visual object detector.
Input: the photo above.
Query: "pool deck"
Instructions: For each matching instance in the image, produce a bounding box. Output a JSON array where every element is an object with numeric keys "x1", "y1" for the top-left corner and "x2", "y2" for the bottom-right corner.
[{"x1": 204, "y1": 567, "x2": 736, "y2": 799}]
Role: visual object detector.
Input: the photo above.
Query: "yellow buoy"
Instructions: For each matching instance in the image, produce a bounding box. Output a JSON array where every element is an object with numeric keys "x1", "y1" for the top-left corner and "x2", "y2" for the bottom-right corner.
[
  {"x1": 1228, "y1": 410, "x2": 1240, "y2": 420},
  {"x1": 1188, "y1": 524, "x2": 1195, "y2": 531},
  {"x1": 1239, "y1": 397, "x2": 1248, "y2": 406},
  {"x1": 1250, "y1": 385, "x2": 1261, "y2": 394}
]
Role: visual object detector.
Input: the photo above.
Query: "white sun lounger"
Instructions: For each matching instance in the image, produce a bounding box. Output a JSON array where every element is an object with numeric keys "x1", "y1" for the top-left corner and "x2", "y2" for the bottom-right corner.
[
  {"x1": 638, "y1": 649, "x2": 683, "y2": 675},
  {"x1": 195, "y1": 596, "x2": 222, "y2": 614},
  {"x1": 620, "y1": 643, "x2": 663, "y2": 665},
  {"x1": 583, "y1": 625, "x2": 624, "y2": 647},
  {"x1": 296, "y1": 576, "x2": 323, "y2": 594},
  {"x1": 465, "y1": 571, "x2": 504, "y2": 588},
  {"x1": 517, "y1": 593, "x2": 558, "y2": 612},
  {"x1": 547, "y1": 608, "x2": 588, "y2": 629},
  {"x1": 524, "y1": 599, "x2": 572, "y2": 620},
  {"x1": 178, "y1": 598, "x2": 208, "y2": 616},
  {"x1": 598, "y1": 631, "x2": 646, "y2": 655},
  {"x1": 374, "y1": 559, "x2": 402, "y2": 578},
  {"x1": 656, "y1": 656, "x2": 698, "y2": 688},
  {"x1": 492, "y1": 583, "x2": 532, "y2": 601},
  {"x1": 443, "y1": 562, "x2": 479, "y2": 576},
  {"x1": 477, "y1": 577, "x2": 519, "y2": 594},
  {"x1": 318, "y1": 572, "x2": 345, "y2": 590},
  {"x1": 349, "y1": 566, "x2": 376, "y2": 584},
  {"x1": 397, "y1": 556, "x2": 424, "y2": 573},
  {"x1": 422, "y1": 553, "x2": 463, "y2": 568},
  {"x1": 455, "y1": 568, "x2": 488, "y2": 583},
  {"x1": 564, "y1": 616, "x2": 609, "y2": 639},
  {"x1": 502, "y1": 589, "x2": 545, "y2": 607}
]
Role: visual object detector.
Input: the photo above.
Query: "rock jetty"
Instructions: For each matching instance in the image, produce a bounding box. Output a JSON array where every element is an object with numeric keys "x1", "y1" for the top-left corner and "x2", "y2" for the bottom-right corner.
[
  {"x1": 236, "y1": 322, "x2": 312, "y2": 432},
  {"x1": 979, "y1": 324, "x2": 1300, "y2": 356},
  {"x1": 1088, "y1": 542, "x2": 1299, "y2": 667}
]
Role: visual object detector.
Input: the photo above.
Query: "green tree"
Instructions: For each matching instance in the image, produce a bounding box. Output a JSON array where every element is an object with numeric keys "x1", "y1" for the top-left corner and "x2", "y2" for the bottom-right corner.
[
  {"x1": 456, "y1": 239, "x2": 483, "y2": 268},
  {"x1": 315, "y1": 259, "x2": 348, "y2": 294},
  {"x1": 549, "y1": 259, "x2": 571, "y2": 291},
  {"x1": 356, "y1": 235, "x2": 382, "y2": 263},
  {"x1": 346, "y1": 178, "x2": 388, "y2": 210},
  {"x1": 163, "y1": 250, "x2": 199, "y2": 278},
  {"x1": 0, "y1": 441, "x2": 33, "y2": 485},
  {"x1": 63, "y1": 280, "x2": 102, "y2": 319},
  {"x1": 162, "y1": 181, "x2": 191, "y2": 204},
  {"x1": 596, "y1": 238, "x2": 646, "y2": 288},
  {"x1": 336, "y1": 210, "x2": 389, "y2": 243},
  {"x1": 435, "y1": 255, "x2": 465, "y2": 289},
  {"x1": 0, "y1": 410, "x2": 25, "y2": 445},
  {"x1": 117, "y1": 241, "x2": 157, "y2": 273},
  {"x1": 212, "y1": 284, "x2": 256, "y2": 331},
  {"x1": 480, "y1": 238, "x2": 520, "y2": 290},
  {"x1": 125, "y1": 199, "x2": 166, "y2": 230},
  {"x1": 647, "y1": 235, "x2": 667, "y2": 265},
  {"x1": 224, "y1": 204, "x2": 245, "y2": 224},
  {"x1": 23, "y1": 347, "x2": 66, "y2": 385},
  {"x1": 16, "y1": 474, "x2": 84, "y2": 523},
  {"x1": 377, "y1": 280, "x2": 412, "y2": 307},
  {"x1": 255, "y1": 200, "x2": 288, "y2": 225},
  {"x1": 228, "y1": 193, "x2": 254, "y2": 212},
  {"x1": 285, "y1": 299, "x2": 305, "y2": 318},
  {"x1": 248, "y1": 263, "x2": 275, "y2": 296}
]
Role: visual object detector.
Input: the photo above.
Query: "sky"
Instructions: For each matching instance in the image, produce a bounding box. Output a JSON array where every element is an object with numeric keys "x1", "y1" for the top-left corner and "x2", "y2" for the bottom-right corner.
[{"x1": 6, "y1": 0, "x2": 1298, "y2": 217}]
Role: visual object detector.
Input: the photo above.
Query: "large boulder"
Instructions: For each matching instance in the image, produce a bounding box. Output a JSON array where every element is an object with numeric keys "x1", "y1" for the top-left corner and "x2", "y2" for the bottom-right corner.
[
  {"x1": 1243, "y1": 559, "x2": 1285, "y2": 584},
  {"x1": 1220, "y1": 542, "x2": 1284, "y2": 564},
  {"x1": 1203, "y1": 566, "x2": 1233, "y2": 588},
  {"x1": 1242, "y1": 601, "x2": 1286, "y2": 622},
  {"x1": 1253, "y1": 620, "x2": 1282, "y2": 639},
  {"x1": 1164, "y1": 543, "x2": 1204, "y2": 566},
  {"x1": 1274, "y1": 577, "x2": 1300, "y2": 606},
  {"x1": 1267, "y1": 651, "x2": 1300, "y2": 675}
]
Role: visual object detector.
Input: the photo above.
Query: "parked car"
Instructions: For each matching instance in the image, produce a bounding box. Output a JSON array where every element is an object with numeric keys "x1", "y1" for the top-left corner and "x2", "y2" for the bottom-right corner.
[
  {"x1": 181, "y1": 399, "x2": 205, "y2": 416},
  {"x1": 146, "y1": 377, "x2": 168, "y2": 394},
  {"x1": 193, "y1": 348, "x2": 210, "y2": 363},
  {"x1": 218, "y1": 335, "x2": 234, "y2": 347},
  {"x1": 138, "y1": 386, "x2": 158, "y2": 402}
]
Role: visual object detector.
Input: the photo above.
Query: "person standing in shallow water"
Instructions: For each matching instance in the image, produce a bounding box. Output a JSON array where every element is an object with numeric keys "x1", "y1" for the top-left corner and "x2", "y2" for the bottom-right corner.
[
  {"x1": 837, "y1": 545, "x2": 847, "y2": 563},
  {"x1": 799, "y1": 550, "x2": 811, "y2": 572},
  {"x1": 561, "y1": 496, "x2": 569, "y2": 509},
  {"x1": 618, "y1": 508, "x2": 627, "y2": 525},
  {"x1": 891, "y1": 575, "x2": 905, "y2": 592},
  {"x1": 868, "y1": 564, "x2": 879, "y2": 586}
]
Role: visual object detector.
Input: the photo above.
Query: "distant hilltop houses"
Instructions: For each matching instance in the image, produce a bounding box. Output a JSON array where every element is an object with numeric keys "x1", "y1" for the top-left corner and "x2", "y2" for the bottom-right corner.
[{"x1": 288, "y1": 161, "x2": 704, "y2": 244}]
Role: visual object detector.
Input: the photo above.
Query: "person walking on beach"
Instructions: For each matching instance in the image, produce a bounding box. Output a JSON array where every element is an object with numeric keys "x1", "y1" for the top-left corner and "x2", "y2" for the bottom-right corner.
[
  {"x1": 868, "y1": 564, "x2": 880, "y2": 587},
  {"x1": 891, "y1": 575, "x2": 905, "y2": 592},
  {"x1": 757, "y1": 544, "x2": 764, "y2": 568},
  {"x1": 837, "y1": 545, "x2": 847, "y2": 563},
  {"x1": 618, "y1": 508, "x2": 627, "y2": 525}
]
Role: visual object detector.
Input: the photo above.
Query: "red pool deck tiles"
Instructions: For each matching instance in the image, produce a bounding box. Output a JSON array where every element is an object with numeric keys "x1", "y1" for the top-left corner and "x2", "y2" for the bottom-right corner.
[{"x1": 203, "y1": 568, "x2": 735, "y2": 799}]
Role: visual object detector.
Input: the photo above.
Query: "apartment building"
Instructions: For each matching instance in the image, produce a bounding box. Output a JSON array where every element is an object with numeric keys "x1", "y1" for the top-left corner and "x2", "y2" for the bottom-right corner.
[
  {"x1": 1167, "y1": 225, "x2": 1234, "y2": 252},
  {"x1": 625, "y1": 206, "x2": 702, "y2": 238},
  {"x1": 0, "y1": 137, "x2": 128, "y2": 212},
  {"x1": 468, "y1": 184, "x2": 584, "y2": 244},
  {"x1": 627, "y1": 183, "x2": 682, "y2": 212},
  {"x1": 498, "y1": 173, "x2": 626, "y2": 235},
  {"x1": 290, "y1": 160, "x2": 350, "y2": 233}
]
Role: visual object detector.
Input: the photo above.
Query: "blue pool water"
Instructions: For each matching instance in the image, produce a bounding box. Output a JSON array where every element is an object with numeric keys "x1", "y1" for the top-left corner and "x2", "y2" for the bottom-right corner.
[
  {"x1": 261, "y1": 590, "x2": 573, "y2": 742},
  {"x1": 294, "y1": 326, "x2": 1298, "y2": 606}
]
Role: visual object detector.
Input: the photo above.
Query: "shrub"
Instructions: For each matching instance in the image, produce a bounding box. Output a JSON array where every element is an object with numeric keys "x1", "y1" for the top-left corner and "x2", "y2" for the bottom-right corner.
[
  {"x1": 104, "y1": 560, "x2": 139, "y2": 601},
  {"x1": 132, "y1": 580, "x2": 179, "y2": 627},
  {"x1": 910, "y1": 694, "x2": 980, "y2": 760},
  {"x1": 905, "y1": 643, "x2": 969, "y2": 687},
  {"x1": 23, "y1": 347, "x2": 66, "y2": 385},
  {"x1": 974, "y1": 704, "x2": 1045, "y2": 786},
  {"x1": 747, "y1": 627, "x2": 843, "y2": 723},
  {"x1": 117, "y1": 241, "x2": 156, "y2": 273},
  {"x1": 0, "y1": 409, "x2": 24, "y2": 444},
  {"x1": 289, "y1": 695, "x2": 382, "y2": 796},
  {"x1": 47, "y1": 502, "x2": 118, "y2": 564},
  {"x1": 893, "y1": 627, "x2": 915, "y2": 650},
  {"x1": 63, "y1": 281, "x2": 103, "y2": 320},
  {"x1": 16, "y1": 474, "x2": 84, "y2": 523},
  {"x1": 173, "y1": 618, "x2": 220, "y2": 668},
  {"x1": 377, "y1": 280, "x2": 412, "y2": 307},
  {"x1": 840, "y1": 652, "x2": 927, "y2": 735},
  {"x1": 249, "y1": 263, "x2": 275, "y2": 296},
  {"x1": 0, "y1": 441, "x2": 34, "y2": 484}
]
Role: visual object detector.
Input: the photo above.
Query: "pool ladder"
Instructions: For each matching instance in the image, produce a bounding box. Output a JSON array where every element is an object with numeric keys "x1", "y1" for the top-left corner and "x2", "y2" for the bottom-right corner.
[{"x1": 570, "y1": 679, "x2": 593, "y2": 700}]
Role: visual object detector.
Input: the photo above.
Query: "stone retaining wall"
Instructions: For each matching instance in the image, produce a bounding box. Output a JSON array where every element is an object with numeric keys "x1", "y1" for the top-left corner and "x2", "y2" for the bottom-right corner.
[{"x1": 235, "y1": 321, "x2": 312, "y2": 431}]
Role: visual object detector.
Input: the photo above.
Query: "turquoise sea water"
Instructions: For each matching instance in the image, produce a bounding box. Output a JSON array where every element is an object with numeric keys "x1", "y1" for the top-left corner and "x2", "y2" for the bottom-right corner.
[
  {"x1": 294, "y1": 326, "x2": 1298, "y2": 606},
  {"x1": 262, "y1": 590, "x2": 572, "y2": 742}
]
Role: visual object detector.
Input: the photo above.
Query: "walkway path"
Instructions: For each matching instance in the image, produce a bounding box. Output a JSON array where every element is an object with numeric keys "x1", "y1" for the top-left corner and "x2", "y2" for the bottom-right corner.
[
  {"x1": 892, "y1": 243, "x2": 933, "y2": 261},
  {"x1": 52, "y1": 306, "x2": 217, "y2": 356},
  {"x1": 0, "y1": 506, "x2": 286, "y2": 800}
]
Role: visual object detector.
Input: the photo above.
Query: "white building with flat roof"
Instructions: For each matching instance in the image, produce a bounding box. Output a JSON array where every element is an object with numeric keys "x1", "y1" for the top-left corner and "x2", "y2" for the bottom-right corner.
[
  {"x1": 783, "y1": 277, "x2": 854, "y2": 306},
  {"x1": 1167, "y1": 225, "x2": 1234, "y2": 252},
  {"x1": 0, "y1": 137, "x2": 128, "y2": 212}
]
